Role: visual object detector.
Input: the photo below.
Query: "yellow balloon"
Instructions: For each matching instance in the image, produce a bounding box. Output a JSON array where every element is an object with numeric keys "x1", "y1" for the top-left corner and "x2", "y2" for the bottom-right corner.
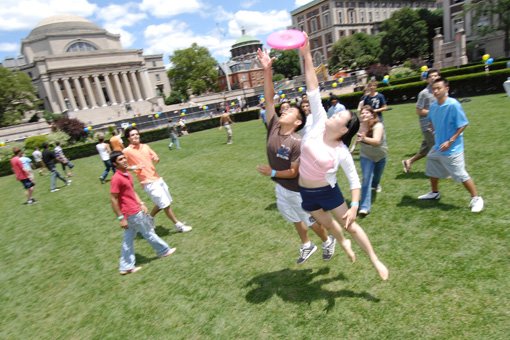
[
  {"x1": 230, "y1": 102, "x2": 235, "y2": 106},
  {"x1": 131, "y1": 123, "x2": 136, "y2": 127},
  {"x1": 88, "y1": 126, "x2": 92, "y2": 130},
  {"x1": 298, "y1": 87, "x2": 303, "y2": 92},
  {"x1": 181, "y1": 112, "x2": 185, "y2": 116},
  {"x1": 482, "y1": 54, "x2": 490, "y2": 61},
  {"x1": 421, "y1": 66, "x2": 428, "y2": 72},
  {"x1": 203, "y1": 106, "x2": 207, "y2": 110},
  {"x1": 384, "y1": 75, "x2": 389, "y2": 79},
  {"x1": 332, "y1": 82, "x2": 337, "y2": 87},
  {"x1": 281, "y1": 94, "x2": 285, "y2": 98},
  {"x1": 339, "y1": 78, "x2": 344, "y2": 83},
  {"x1": 155, "y1": 114, "x2": 159, "y2": 118},
  {"x1": 0, "y1": 142, "x2": 5, "y2": 146},
  {"x1": 261, "y1": 98, "x2": 265, "y2": 101}
]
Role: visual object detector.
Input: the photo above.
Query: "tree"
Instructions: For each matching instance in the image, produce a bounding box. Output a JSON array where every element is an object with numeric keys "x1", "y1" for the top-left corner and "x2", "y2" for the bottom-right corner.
[
  {"x1": 0, "y1": 67, "x2": 39, "y2": 127},
  {"x1": 167, "y1": 43, "x2": 218, "y2": 99},
  {"x1": 327, "y1": 33, "x2": 381, "y2": 73},
  {"x1": 269, "y1": 49, "x2": 301, "y2": 79},
  {"x1": 379, "y1": 7, "x2": 429, "y2": 65},
  {"x1": 55, "y1": 117, "x2": 87, "y2": 142},
  {"x1": 462, "y1": 0, "x2": 510, "y2": 57},
  {"x1": 417, "y1": 8, "x2": 443, "y2": 60}
]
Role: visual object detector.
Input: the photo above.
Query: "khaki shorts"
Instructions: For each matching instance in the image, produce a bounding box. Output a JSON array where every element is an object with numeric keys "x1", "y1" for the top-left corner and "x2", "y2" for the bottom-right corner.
[
  {"x1": 275, "y1": 184, "x2": 316, "y2": 227},
  {"x1": 425, "y1": 148, "x2": 471, "y2": 183},
  {"x1": 143, "y1": 178, "x2": 173, "y2": 209}
]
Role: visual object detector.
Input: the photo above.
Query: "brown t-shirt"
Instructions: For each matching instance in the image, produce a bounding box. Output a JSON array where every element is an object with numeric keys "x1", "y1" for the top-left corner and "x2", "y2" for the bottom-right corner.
[{"x1": 266, "y1": 115, "x2": 302, "y2": 192}]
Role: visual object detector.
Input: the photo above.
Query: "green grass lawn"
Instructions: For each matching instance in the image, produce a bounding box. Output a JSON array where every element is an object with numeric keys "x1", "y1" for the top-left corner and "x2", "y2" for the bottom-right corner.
[{"x1": 1, "y1": 93, "x2": 509, "y2": 339}]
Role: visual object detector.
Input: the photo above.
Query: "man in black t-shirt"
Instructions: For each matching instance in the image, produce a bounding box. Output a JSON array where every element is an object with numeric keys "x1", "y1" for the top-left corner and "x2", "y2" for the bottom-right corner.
[{"x1": 42, "y1": 142, "x2": 70, "y2": 192}]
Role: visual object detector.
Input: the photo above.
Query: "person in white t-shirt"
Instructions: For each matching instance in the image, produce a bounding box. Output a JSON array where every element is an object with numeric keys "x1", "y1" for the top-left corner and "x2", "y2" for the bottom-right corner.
[{"x1": 96, "y1": 135, "x2": 114, "y2": 184}]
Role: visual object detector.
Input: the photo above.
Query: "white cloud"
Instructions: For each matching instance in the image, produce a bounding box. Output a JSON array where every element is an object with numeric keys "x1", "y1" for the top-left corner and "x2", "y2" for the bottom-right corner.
[
  {"x1": 228, "y1": 10, "x2": 291, "y2": 37},
  {"x1": 0, "y1": 0, "x2": 97, "y2": 31},
  {"x1": 144, "y1": 20, "x2": 235, "y2": 66},
  {"x1": 0, "y1": 42, "x2": 19, "y2": 53},
  {"x1": 139, "y1": 0, "x2": 202, "y2": 18},
  {"x1": 295, "y1": 0, "x2": 314, "y2": 7},
  {"x1": 96, "y1": 3, "x2": 146, "y2": 47},
  {"x1": 240, "y1": 0, "x2": 260, "y2": 9}
]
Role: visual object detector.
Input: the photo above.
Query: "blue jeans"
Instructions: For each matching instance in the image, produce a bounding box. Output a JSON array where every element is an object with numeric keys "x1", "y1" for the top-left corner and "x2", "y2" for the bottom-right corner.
[
  {"x1": 50, "y1": 168, "x2": 67, "y2": 190},
  {"x1": 360, "y1": 156, "x2": 387, "y2": 213},
  {"x1": 119, "y1": 211, "x2": 170, "y2": 271},
  {"x1": 169, "y1": 134, "x2": 180, "y2": 149},
  {"x1": 100, "y1": 160, "x2": 115, "y2": 180}
]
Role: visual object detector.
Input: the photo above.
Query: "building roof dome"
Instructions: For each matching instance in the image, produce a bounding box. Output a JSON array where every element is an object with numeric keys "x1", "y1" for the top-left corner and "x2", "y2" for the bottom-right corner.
[
  {"x1": 232, "y1": 28, "x2": 261, "y2": 48},
  {"x1": 26, "y1": 14, "x2": 105, "y2": 40}
]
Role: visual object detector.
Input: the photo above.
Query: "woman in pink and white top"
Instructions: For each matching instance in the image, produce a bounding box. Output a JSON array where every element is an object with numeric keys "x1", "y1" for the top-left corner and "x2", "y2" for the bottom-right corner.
[{"x1": 297, "y1": 33, "x2": 388, "y2": 280}]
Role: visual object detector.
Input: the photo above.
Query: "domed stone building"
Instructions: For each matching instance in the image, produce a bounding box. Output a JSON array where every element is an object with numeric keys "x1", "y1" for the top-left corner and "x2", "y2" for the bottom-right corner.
[
  {"x1": 6, "y1": 14, "x2": 170, "y2": 117},
  {"x1": 218, "y1": 29, "x2": 264, "y2": 92}
]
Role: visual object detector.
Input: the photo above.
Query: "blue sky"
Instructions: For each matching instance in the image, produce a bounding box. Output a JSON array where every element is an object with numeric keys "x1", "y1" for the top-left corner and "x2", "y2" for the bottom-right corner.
[{"x1": 0, "y1": 0, "x2": 313, "y2": 67}]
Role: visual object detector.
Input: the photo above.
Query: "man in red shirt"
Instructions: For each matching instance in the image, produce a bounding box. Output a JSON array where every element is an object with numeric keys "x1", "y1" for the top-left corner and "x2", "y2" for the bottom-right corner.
[
  {"x1": 110, "y1": 151, "x2": 175, "y2": 275},
  {"x1": 10, "y1": 147, "x2": 37, "y2": 205}
]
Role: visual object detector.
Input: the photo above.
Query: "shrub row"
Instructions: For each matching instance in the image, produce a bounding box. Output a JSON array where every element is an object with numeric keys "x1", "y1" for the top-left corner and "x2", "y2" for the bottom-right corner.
[{"x1": 0, "y1": 109, "x2": 261, "y2": 177}]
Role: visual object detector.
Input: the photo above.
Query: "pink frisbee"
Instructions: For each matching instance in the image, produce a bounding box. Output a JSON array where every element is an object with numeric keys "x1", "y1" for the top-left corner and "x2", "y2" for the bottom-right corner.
[{"x1": 267, "y1": 29, "x2": 306, "y2": 50}]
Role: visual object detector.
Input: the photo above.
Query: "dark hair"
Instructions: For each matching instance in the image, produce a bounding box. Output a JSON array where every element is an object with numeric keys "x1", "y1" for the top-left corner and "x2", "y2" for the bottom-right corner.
[
  {"x1": 341, "y1": 110, "x2": 360, "y2": 147},
  {"x1": 13, "y1": 147, "x2": 22, "y2": 155},
  {"x1": 98, "y1": 135, "x2": 104, "y2": 142},
  {"x1": 168, "y1": 119, "x2": 172, "y2": 122},
  {"x1": 300, "y1": 99, "x2": 310, "y2": 106},
  {"x1": 112, "y1": 130, "x2": 117, "y2": 136},
  {"x1": 359, "y1": 105, "x2": 381, "y2": 138},
  {"x1": 110, "y1": 151, "x2": 124, "y2": 165},
  {"x1": 330, "y1": 94, "x2": 338, "y2": 101},
  {"x1": 427, "y1": 69, "x2": 440, "y2": 77},
  {"x1": 294, "y1": 105, "x2": 307, "y2": 132},
  {"x1": 433, "y1": 77, "x2": 449, "y2": 87},
  {"x1": 55, "y1": 141, "x2": 61, "y2": 146},
  {"x1": 42, "y1": 142, "x2": 49, "y2": 148},
  {"x1": 124, "y1": 126, "x2": 139, "y2": 140}
]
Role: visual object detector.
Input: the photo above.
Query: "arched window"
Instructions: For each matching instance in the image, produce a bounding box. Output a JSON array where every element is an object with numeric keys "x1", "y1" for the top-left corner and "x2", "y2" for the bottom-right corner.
[{"x1": 66, "y1": 41, "x2": 98, "y2": 53}]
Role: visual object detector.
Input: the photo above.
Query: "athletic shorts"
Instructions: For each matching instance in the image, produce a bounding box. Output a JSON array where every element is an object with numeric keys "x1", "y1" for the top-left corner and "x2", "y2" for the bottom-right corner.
[
  {"x1": 426, "y1": 148, "x2": 470, "y2": 183},
  {"x1": 299, "y1": 183, "x2": 345, "y2": 212},
  {"x1": 20, "y1": 178, "x2": 35, "y2": 189},
  {"x1": 275, "y1": 184, "x2": 316, "y2": 227},
  {"x1": 224, "y1": 123, "x2": 232, "y2": 136},
  {"x1": 143, "y1": 178, "x2": 173, "y2": 209}
]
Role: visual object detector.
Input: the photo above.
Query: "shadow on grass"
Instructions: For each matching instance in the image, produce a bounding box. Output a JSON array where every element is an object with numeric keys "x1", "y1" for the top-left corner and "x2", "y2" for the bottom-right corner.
[
  {"x1": 394, "y1": 171, "x2": 428, "y2": 180},
  {"x1": 264, "y1": 202, "x2": 277, "y2": 211},
  {"x1": 397, "y1": 195, "x2": 458, "y2": 210},
  {"x1": 245, "y1": 267, "x2": 380, "y2": 312},
  {"x1": 133, "y1": 252, "x2": 160, "y2": 265}
]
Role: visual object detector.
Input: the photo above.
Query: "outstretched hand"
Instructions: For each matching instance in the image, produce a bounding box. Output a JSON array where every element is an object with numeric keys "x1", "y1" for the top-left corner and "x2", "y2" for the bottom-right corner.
[
  {"x1": 298, "y1": 31, "x2": 310, "y2": 56},
  {"x1": 257, "y1": 165, "x2": 272, "y2": 177},
  {"x1": 342, "y1": 208, "x2": 357, "y2": 229},
  {"x1": 257, "y1": 48, "x2": 275, "y2": 70}
]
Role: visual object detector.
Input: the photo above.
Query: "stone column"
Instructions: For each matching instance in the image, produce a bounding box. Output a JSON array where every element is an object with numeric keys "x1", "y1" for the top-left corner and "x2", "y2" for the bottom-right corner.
[
  {"x1": 129, "y1": 71, "x2": 143, "y2": 101},
  {"x1": 121, "y1": 72, "x2": 135, "y2": 102},
  {"x1": 62, "y1": 77, "x2": 78, "y2": 111},
  {"x1": 83, "y1": 76, "x2": 97, "y2": 108},
  {"x1": 52, "y1": 79, "x2": 66, "y2": 112},
  {"x1": 103, "y1": 73, "x2": 117, "y2": 105},
  {"x1": 93, "y1": 74, "x2": 107, "y2": 106},
  {"x1": 72, "y1": 76, "x2": 88, "y2": 109},
  {"x1": 112, "y1": 72, "x2": 126, "y2": 104},
  {"x1": 142, "y1": 69, "x2": 155, "y2": 98},
  {"x1": 41, "y1": 76, "x2": 61, "y2": 112}
]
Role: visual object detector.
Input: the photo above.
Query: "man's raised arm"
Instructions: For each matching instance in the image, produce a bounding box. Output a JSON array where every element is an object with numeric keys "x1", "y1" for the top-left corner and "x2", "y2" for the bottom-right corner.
[
  {"x1": 257, "y1": 48, "x2": 277, "y2": 122},
  {"x1": 298, "y1": 33, "x2": 319, "y2": 93}
]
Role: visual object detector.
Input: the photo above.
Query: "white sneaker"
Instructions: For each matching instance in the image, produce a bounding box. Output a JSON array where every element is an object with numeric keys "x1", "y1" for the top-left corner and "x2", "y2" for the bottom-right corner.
[
  {"x1": 359, "y1": 209, "x2": 369, "y2": 215},
  {"x1": 418, "y1": 191, "x2": 441, "y2": 200},
  {"x1": 175, "y1": 222, "x2": 192, "y2": 233},
  {"x1": 376, "y1": 185, "x2": 382, "y2": 193},
  {"x1": 50, "y1": 188, "x2": 60, "y2": 192},
  {"x1": 469, "y1": 196, "x2": 484, "y2": 212}
]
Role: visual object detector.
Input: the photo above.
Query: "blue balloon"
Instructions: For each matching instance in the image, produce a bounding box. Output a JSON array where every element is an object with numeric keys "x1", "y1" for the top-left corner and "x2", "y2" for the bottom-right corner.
[
  {"x1": 205, "y1": 106, "x2": 209, "y2": 110},
  {"x1": 183, "y1": 109, "x2": 187, "y2": 113},
  {"x1": 279, "y1": 90, "x2": 283, "y2": 94},
  {"x1": 487, "y1": 58, "x2": 494, "y2": 65},
  {"x1": 84, "y1": 127, "x2": 89, "y2": 132},
  {"x1": 422, "y1": 71, "x2": 428, "y2": 78},
  {"x1": 260, "y1": 95, "x2": 264, "y2": 98},
  {"x1": 382, "y1": 78, "x2": 388, "y2": 83}
]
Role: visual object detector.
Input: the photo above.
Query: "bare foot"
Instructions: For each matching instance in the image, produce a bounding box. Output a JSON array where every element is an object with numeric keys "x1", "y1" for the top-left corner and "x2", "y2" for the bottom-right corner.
[
  {"x1": 374, "y1": 260, "x2": 389, "y2": 280},
  {"x1": 341, "y1": 239, "x2": 356, "y2": 263}
]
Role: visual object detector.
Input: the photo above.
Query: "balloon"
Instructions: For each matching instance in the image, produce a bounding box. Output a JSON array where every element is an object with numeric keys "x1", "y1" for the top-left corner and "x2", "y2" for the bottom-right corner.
[
  {"x1": 260, "y1": 94, "x2": 264, "y2": 98},
  {"x1": 339, "y1": 78, "x2": 344, "y2": 83},
  {"x1": 382, "y1": 78, "x2": 388, "y2": 83},
  {"x1": 231, "y1": 102, "x2": 235, "y2": 106},
  {"x1": 0, "y1": 141, "x2": 4, "y2": 146},
  {"x1": 155, "y1": 114, "x2": 159, "y2": 118},
  {"x1": 487, "y1": 58, "x2": 494, "y2": 65},
  {"x1": 422, "y1": 71, "x2": 428, "y2": 78},
  {"x1": 384, "y1": 75, "x2": 389, "y2": 79},
  {"x1": 420, "y1": 65, "x2": 428, "y2": 72},
  {"x1": 279, "y1": 90, "x2": 283, "y2": 95},
  {"x1": 84, "y1": 128, "x2": 89, "y2": 132},
  {"x1": 302, "y1": 86, "x2": 306, "y2": 91},
  {"x1": 88, "y1": 126, "x2": 92, "y2": 130},
  {"x1": 131, "y1": 123, "x2": 136, "y2": 127},
  {"x1": 261, "y1": 98, "x2": 265, "y2": 102},
  {"x1": 281, "y1": 94, "x2": 285, "y2": 98},
  {"x1": 298, "y1": 87, "x2": 303, "y2": 92},
  {"x1": 181, "y1": 112, "x2": 185, "y2": 116},
  {"x1": 482, "y1": 54, "x2": 490, "y2": 61},
  {"x1": 203, "y1": 106, "x2": 207, "y2": 110},
  {"x1": 332, "y1": 82, "x2": 337, "y2": 87}
]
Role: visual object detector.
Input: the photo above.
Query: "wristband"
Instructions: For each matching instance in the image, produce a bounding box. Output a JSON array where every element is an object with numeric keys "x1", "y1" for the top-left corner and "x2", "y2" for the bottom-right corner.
[
  {"x1": 271, "y1": 169, "x2": 276, "y2": 178},
  {"x1": 117, "y1": 215, "x2": 124, "y2": 220},
  {"x1": 131, "y1": 166, "x2": 136, "y2": 170},
  {"x1": 350, "y1": 202, "x2": 359, "y2": 207}
]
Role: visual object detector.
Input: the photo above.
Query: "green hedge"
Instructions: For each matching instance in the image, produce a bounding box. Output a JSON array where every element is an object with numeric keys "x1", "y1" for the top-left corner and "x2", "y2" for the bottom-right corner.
[
  {"x1": 0, "y1": 109, "x2": 261, "y2": 177},
  {"x1": 386, "y1": 61, "x2": 509, "y2": 86}
]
